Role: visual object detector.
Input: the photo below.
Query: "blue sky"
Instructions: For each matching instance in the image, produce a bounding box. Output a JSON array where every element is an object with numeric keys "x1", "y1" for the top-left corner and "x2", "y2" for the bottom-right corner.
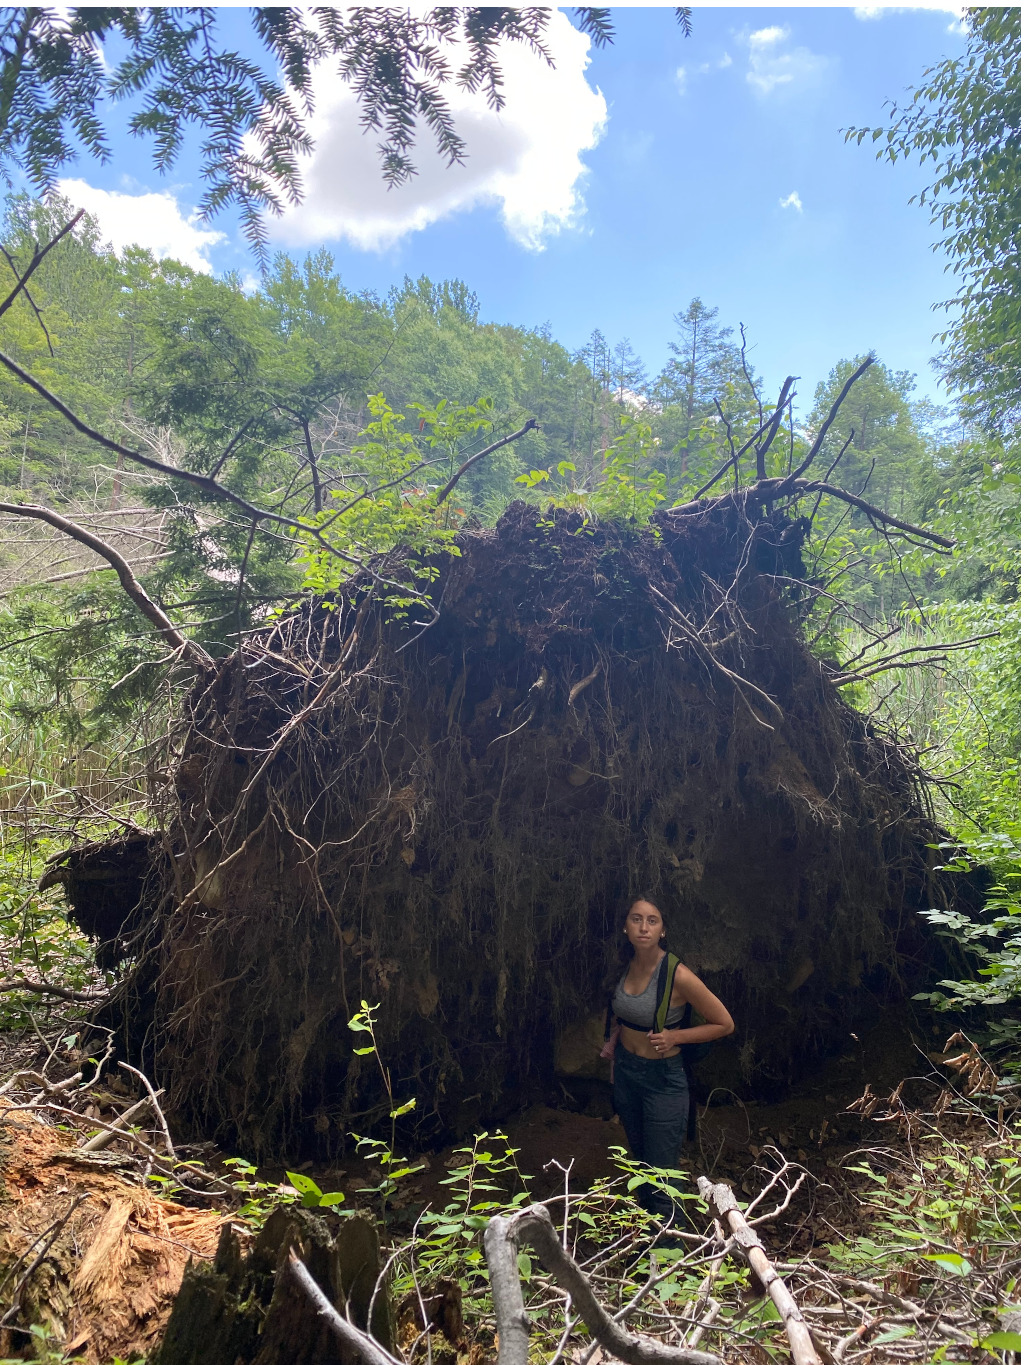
[{"x1": 52, "y1": 5, "x2": 969, "y2": 415}]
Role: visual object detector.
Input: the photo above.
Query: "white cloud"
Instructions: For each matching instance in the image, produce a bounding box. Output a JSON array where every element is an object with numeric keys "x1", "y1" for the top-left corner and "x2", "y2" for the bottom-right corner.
[
  {"x1": 692, "y1": 52, "x2": 733, "y2": 78},
  {"x1": 55, "y1": 179, "x2": 225, "y2": 272},
  {"x1": 745, "y1": 26, "x2": 828, "y2": 97},
  {"x1": 675, "y1": 64, "x2": 688, "y2": 93},
  {"x1": 779, "y1": 191, "x2": 803, "y2": 213},
  {"x1": 854, "y1": 2, "x2": 965, "y2": 17},
  {"x1": 749, "y1": 26, "x2": 788, "y2": 48},
  {"x1": 267, "y1": 12, "x2": 606, "y2": 253}
]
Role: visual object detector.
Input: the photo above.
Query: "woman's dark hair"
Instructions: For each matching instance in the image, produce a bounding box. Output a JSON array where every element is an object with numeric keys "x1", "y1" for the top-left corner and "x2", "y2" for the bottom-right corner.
[{"x1": 624, "y1": 895, "x2": 669, "y2": 953}]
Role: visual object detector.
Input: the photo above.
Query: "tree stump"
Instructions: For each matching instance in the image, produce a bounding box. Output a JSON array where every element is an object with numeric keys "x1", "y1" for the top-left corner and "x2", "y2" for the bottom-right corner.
[{"x1": 153, "y1": 1207, "x2": 391, "y2": 1365}]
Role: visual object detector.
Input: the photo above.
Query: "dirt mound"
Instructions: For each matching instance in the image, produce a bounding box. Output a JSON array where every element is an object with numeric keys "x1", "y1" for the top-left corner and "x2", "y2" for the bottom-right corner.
[{"x1": 56, "y1": 499, "x2": 969, "y2": 1158}]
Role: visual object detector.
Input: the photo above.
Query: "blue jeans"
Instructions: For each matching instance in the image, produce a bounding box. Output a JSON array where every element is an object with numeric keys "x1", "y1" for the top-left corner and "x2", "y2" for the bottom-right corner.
[{"x1": 613, "y1": 1042, "x2": 689, "y2": 1220}]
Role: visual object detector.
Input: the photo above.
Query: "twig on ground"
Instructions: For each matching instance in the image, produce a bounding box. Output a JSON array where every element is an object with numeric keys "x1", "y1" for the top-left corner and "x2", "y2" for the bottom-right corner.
[
  {"x1": 78, "y1": 1092, "x2": 157, "y2": 1153},
  {"x1": 119, "y1": 1061, "x2": 176, "y2": 1157}
]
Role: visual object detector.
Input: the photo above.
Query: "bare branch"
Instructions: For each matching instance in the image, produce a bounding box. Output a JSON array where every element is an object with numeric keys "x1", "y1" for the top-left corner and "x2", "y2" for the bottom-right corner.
[
  {"x1": 491, "y1": 1204, "x2": 725, "y2": 1365},
  {"x1": 434, "y1": 417, "x2": 539, "y2": 506},
  {"x1": 0, "y1": 976, "x2": 106, "y2": 1004},
  {"x1": 687, "y1": 396, "x2": 797, "y2": 503},
  {"x1": 781, "y1": 354, "x2": 875, "y2": 487},
  {"x1": 0, "y1": 210, "x2": 85, "y2": 325},
  {"x1": 831, "y1": 631, "x2": 999, "y2": 685},
  {"x1": 697, "y1": 1177, "x2": 821, "y2": 1365},
  {"x1": 119, "y1": 1060, "x2": 176, "y2": 1158},
  {"x1": 754, "y1": 376, "x2": 796, "y2": 480},
  {"x1": 0, "y1": 349, "x2": 370, "y2": 573},
  {"x1": 287, "y1": 1252, "x2": 402, "y2": 1365},
  {"x1": 0, "y1": 501, "x2": 214, "y2": 673},
  {"x1": 789, "y1": 480, "x2": 955, "y2": 550},
  {"x1": 485, "y1": 1215, "x2": 531, "y2": 1365},
  {"x1": 78, "y1": 1092, "x2": 157, "y2": 1153}
]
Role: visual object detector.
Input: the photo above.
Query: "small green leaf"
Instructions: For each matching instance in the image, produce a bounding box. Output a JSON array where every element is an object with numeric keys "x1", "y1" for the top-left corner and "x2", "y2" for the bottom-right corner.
[
  {"x1": 923, "y1": 1253, "x2": 972, "y2": 1276},
  {"x1": 390, "y1": 1097, "x2": 416, "y2": 1117},
  {"x1": 517, "y1": 1252, "x2": 533, "y2": 1280},
  {"x1": 980, "y1": 1331, "x2": 1021, "y2": 1352},
  {"x1": 286, "y1": 1171, "x2": 320, "y2": 1194},
  {"x1": 874, "y1": 1326, "x2": 915, "y2": 1344},
  {"x1": 352, "y1": 1045, "x2": 375, "y2": 1055},
  {"x1": 318, "y1": 1191, "x2": 347, "y2": 1207}
]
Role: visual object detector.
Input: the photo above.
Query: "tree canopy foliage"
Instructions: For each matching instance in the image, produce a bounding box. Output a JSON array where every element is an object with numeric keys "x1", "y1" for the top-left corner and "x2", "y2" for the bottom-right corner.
[
  {"x1": 0, "y1": 6, "x2": 690, "y2": 261},
  {"x1": 849, "y1": 6, "x2": 1021, "y2": 437}
]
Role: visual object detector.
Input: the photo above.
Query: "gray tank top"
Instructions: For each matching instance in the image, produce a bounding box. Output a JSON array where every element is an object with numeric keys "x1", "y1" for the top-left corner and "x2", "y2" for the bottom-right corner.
[{"x1": 612, "y1": 955, "x2": 685, "y2": 1030}]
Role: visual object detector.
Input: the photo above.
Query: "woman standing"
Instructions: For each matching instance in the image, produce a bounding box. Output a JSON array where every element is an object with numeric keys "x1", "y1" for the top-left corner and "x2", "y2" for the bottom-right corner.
[{"x1": 611, "y1": 897, "x2": 734, "y2": 1219}]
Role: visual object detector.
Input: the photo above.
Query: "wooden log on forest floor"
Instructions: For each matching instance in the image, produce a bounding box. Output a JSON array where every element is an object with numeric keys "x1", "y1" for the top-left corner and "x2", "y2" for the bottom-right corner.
[
  {"x1": 696, "y1": 1177, "x2": 822, "y2": 1365},
  {"x1": 152, "y1": 1206, "x2": 392, "y2": 1365}
]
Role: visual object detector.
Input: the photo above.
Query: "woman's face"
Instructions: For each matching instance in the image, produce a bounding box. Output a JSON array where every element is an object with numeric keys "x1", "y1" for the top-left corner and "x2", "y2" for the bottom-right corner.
[{"x1": 624, "y1": 900, "x2": 663, "y2": 951}]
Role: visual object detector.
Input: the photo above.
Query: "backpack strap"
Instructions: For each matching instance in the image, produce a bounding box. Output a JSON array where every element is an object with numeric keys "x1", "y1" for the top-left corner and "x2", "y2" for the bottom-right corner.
[
  {"x1": 654, "y1": 952, "x2": 680, "y2": 1033},
  {"x1": 680, "y1": 1001, "x2": 698, "y2": 1141}
]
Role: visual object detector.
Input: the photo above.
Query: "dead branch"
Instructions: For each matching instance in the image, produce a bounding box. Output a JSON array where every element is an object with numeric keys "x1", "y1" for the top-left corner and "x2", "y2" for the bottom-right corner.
[
  {"x1": 0, "y1": 976, "x2": 107, "y2": 1005},
  {"x1": 287, "y1": 1251, "x2": 402, "y2": 1365},
  {"x1": 434, "y1": 417, "x2": 539, "y2": 506},
  {"x1": 484, "y1": 1214, "x2": 532, "y2": 1365},
  {"x1": 119, "y1": 1060, "x2": 176, "y2": 1158},
  {"x1": 781, "y1": 355, "x2": 875, "y2": 487},
  {"x1": 686, "y1": 376, "x2": 799, "y2": 503},
  {"x1": 829, "y1": 631, "x2": 999, "y2": 686},
  {"x1": 0, "y1": 350, "x2": 369, "y2": 578},
  {"x1": 0, "y1": 210, "x2": 85, "y2": 326},
  {"x1": 78, "y1": 1092, "x2": 157, "y2": 1153},
  {"x1": 0, "y1": 501, "x2": 214, "y2": 673},
  {"x1": 790, "y1": 480, "x2": 955, "y2": 550},
  {"x1": 489, "y1": 1204, "x2": 724, "y2": 1365},
  {"x1": 755, "y1": 376, "x2": 797, "y2": 480},
  {"x1": 696, "y1": 1177, "x2": 821, "y2": 1365}
]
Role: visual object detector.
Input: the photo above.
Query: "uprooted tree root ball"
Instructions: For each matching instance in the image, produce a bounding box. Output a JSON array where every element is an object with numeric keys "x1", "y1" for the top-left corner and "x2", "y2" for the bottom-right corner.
[{"x1": 50, "y1": 498, "x2": 974, "y2": 1157}]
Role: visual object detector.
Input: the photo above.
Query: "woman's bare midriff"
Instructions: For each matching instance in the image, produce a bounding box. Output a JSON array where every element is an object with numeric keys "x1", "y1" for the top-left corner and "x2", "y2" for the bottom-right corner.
[{"x1": 618, "y1": 1029, "x2": 680, "y2": 1060}]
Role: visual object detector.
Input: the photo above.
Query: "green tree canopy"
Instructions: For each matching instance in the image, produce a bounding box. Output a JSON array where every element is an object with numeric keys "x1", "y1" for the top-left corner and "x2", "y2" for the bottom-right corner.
[
  {"x1": 0, "y1": 7, "x2": 691, "y2": 261},
  {"x1": 849, "y1": 6, "x2": 1021, "y2": 436}
]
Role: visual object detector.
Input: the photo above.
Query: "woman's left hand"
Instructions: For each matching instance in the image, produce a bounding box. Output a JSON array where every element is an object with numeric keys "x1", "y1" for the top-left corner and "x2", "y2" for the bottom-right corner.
[{"x1": 647, "y1": 1029, "x2": 676, "y2": 1054}]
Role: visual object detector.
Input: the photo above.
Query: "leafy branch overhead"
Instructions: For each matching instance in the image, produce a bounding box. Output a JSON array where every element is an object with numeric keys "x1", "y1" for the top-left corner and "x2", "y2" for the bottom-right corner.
[{"x1": 0, "y1": 7, "x2": 689, "y2": 263}]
